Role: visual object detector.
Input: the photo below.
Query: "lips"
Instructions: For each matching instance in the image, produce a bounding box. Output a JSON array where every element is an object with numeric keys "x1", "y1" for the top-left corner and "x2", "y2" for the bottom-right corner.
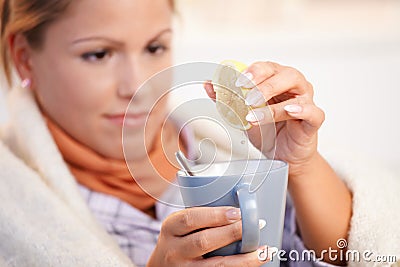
[{"x1": 104, "y1": 112, "x2": 149, "y2": 127}]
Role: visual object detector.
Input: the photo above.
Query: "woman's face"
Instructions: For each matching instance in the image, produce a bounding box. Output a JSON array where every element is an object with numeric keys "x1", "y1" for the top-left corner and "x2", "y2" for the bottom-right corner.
[{"x1": 28, "y1": 0, "x2": 173, "y2": 160}]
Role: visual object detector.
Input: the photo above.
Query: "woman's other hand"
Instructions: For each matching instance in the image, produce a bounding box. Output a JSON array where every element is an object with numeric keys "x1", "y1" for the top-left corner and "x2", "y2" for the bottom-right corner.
[{"x1": 147, "y1": 206, "x2": 272, "y2": 267}]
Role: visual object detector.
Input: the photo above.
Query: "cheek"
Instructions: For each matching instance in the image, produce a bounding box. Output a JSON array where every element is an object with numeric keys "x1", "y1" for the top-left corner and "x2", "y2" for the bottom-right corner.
[
  {"x1": 34, "y1": 58, "x2": 115, "y2": 120},
  {"x1": 143, "y1": 57, "x2": 173, "y2": 102}
]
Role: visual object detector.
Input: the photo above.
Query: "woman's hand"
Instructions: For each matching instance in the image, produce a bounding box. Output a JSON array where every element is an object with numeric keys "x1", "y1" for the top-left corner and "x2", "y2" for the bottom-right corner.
[
  {"x1": 205, "y1": 61, "x2": 325, "y2": 177},
  {"x1": 147, "y1": 206, "x2": 271, "y2": 267},
  {"x1": 206, "y1": 62, "x2": 352, "y2": 265}
]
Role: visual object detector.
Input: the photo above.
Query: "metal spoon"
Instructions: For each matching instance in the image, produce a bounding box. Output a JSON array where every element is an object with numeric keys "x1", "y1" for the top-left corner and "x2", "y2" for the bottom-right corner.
[{"x1": 175, "y1": 150, "x2": 194, "y2": 176}]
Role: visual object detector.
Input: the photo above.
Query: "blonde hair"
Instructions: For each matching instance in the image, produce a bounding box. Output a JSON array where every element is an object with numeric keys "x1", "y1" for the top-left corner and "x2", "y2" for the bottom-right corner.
[
  {"x1": 0, "y1": 0, "x2": 175, "y2": 87},
  {"x1": 1, "y1": 0, "x2": 73, "y2": 86}
]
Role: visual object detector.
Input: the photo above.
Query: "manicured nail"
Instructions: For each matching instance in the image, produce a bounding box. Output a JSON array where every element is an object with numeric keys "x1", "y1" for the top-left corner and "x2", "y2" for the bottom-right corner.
[
  {"x1": 245, "y1": 88, "x2": 265, "y2": 106},
  {"x1": 259, "y1": 219, "x2": 267, "y2": 230},
  {"x1": 246, "y1": 110, "x2": 264, "y2": 122},
  {"x1": 284, "y1": 104, "x2": 302, "y2": 113},
  {"x1": 226, "y1": 208, "x2": 241, "y2": 221},
  {"x1": 235, "y1": 72, "x2": 254, "y2": 87}
]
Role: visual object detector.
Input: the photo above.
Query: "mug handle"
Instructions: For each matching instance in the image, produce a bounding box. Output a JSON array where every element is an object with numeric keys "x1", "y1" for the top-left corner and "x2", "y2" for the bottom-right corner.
[{"x1": 235, "y1": 183, "x2": 260, "y2": 253}]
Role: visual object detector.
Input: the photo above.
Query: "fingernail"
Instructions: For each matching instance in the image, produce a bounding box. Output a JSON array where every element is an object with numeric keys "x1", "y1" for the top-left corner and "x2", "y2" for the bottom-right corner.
[
  {"x1": 246, "y1": 110, "x2": 264, "y2": 122},
  {"x1": 226, "y1": 208, "x2": 241, "y2": 221},
  {"x1": 259, "y1": 219, "x2": 267, "y2": 230},
  {"x1": 245, "y1": 88, "x2": 265, "y2": 106},
  {"x1": 284, "y1": 104, "x2": 302, "y2": 113},
  {"x1": 235, "y1": 72, "x2": 254, "y2": 87}
]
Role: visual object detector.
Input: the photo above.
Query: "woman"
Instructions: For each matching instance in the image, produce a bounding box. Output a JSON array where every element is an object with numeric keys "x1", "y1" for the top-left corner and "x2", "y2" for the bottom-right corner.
[{"x1": 1, "y1": 0, "x2": 397, "y2": 267}]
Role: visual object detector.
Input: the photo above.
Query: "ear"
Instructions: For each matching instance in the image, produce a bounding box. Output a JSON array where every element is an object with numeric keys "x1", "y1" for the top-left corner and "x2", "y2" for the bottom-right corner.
[{"x1": 8, "y1": 33, "x2": 35, "y2": 88}]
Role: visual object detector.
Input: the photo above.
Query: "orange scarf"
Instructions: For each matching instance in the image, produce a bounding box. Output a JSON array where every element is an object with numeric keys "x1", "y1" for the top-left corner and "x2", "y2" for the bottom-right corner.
[{"x1": 45, "y1": 116, "x2": 183, "y2": 213}]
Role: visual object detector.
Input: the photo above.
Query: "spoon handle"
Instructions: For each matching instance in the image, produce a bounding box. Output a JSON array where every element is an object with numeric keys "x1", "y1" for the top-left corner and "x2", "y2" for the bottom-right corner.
[{"x1": 175, "y1": 151, "x2": 194, "y2": 176}]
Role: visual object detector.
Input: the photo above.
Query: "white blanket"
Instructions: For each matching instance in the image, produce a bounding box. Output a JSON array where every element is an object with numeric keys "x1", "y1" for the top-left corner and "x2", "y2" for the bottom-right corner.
[{"x1": 0, "y1": 87, "x2": 134, "y2": 267}]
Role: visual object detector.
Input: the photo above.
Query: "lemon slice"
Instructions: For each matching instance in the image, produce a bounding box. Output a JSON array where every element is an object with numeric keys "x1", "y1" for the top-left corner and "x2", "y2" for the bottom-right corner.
[{"x1": 213, "y1": 60, "x2": 252, "y2": 130}]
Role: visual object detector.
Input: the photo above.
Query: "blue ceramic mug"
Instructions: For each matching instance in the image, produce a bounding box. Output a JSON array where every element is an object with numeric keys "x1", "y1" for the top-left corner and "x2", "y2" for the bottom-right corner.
[{"x1": 177, "y1": 159, "x2": 288, "y2": 266}]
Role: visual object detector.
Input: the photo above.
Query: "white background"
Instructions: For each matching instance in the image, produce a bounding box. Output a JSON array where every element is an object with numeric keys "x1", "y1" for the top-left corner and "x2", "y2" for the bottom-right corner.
[
  {"x1": 1, "y1": 0, "x2": 400, "y2": 173},
  {"x1": 171, "y1": 0, "x2": 400, "y2": 174}
]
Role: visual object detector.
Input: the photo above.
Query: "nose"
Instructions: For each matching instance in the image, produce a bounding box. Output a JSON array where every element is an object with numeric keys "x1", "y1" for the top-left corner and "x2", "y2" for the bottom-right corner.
[{"x1": 117, "y1": 57, "x2": 146, "y2": 100}]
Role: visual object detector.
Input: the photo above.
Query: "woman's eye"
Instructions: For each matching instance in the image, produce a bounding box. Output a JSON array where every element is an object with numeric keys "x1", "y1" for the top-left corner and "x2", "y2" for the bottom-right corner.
[
  {"x1": 146, "y1": 43, "x2": 167, "y2": 55},
  {"x1": 81, "y1": 50, "x2": 111, "y2": 62}
]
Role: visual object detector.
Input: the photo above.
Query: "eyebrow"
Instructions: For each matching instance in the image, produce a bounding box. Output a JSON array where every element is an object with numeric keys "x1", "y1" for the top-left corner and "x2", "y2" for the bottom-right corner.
[{"x1": 71, "y1": 28, "x2": 172, "y2": 45}]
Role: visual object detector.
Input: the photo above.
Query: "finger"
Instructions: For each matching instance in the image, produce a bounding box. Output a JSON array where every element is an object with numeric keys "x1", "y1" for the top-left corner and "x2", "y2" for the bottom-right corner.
[
  {"x1": 179, "y1": 220, "x2": 243, "y2": 258},
  {"x1": 245, "y1": 106, "x2": 276, "y2": 126},
  {"x1": 235, "y1": 61, "x2": 282, "y2": 88},
  {"x1": 283, "y1": 103, "x2": 326, "y2": 136},
  {"x1": 180, "y1": 219, "x2": 267, "y2": 258},
  {"x1": 204, "y1": 80, "x2": 216, "y2": 101},
  {"x1": 246, "y1": 102, "x2": 325, "y2": 135},
  {"x1": 245, "y1": 69, "x2": 313, "y2": 107},
  {"x1": 190, "y1": 245, "x2": 275, "y2": 267},
  {"x1": 162, "y1": 206, "x2": 241, "y2": 236},
  {"x1": 246, "y1": 97, "x2": 309, "y2": 124}
]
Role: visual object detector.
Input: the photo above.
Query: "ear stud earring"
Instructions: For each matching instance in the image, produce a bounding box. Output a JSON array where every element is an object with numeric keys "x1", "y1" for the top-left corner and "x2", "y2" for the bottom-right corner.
[{"x1": 21, "y1": 78, "x2": 31, "y2": 89}]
